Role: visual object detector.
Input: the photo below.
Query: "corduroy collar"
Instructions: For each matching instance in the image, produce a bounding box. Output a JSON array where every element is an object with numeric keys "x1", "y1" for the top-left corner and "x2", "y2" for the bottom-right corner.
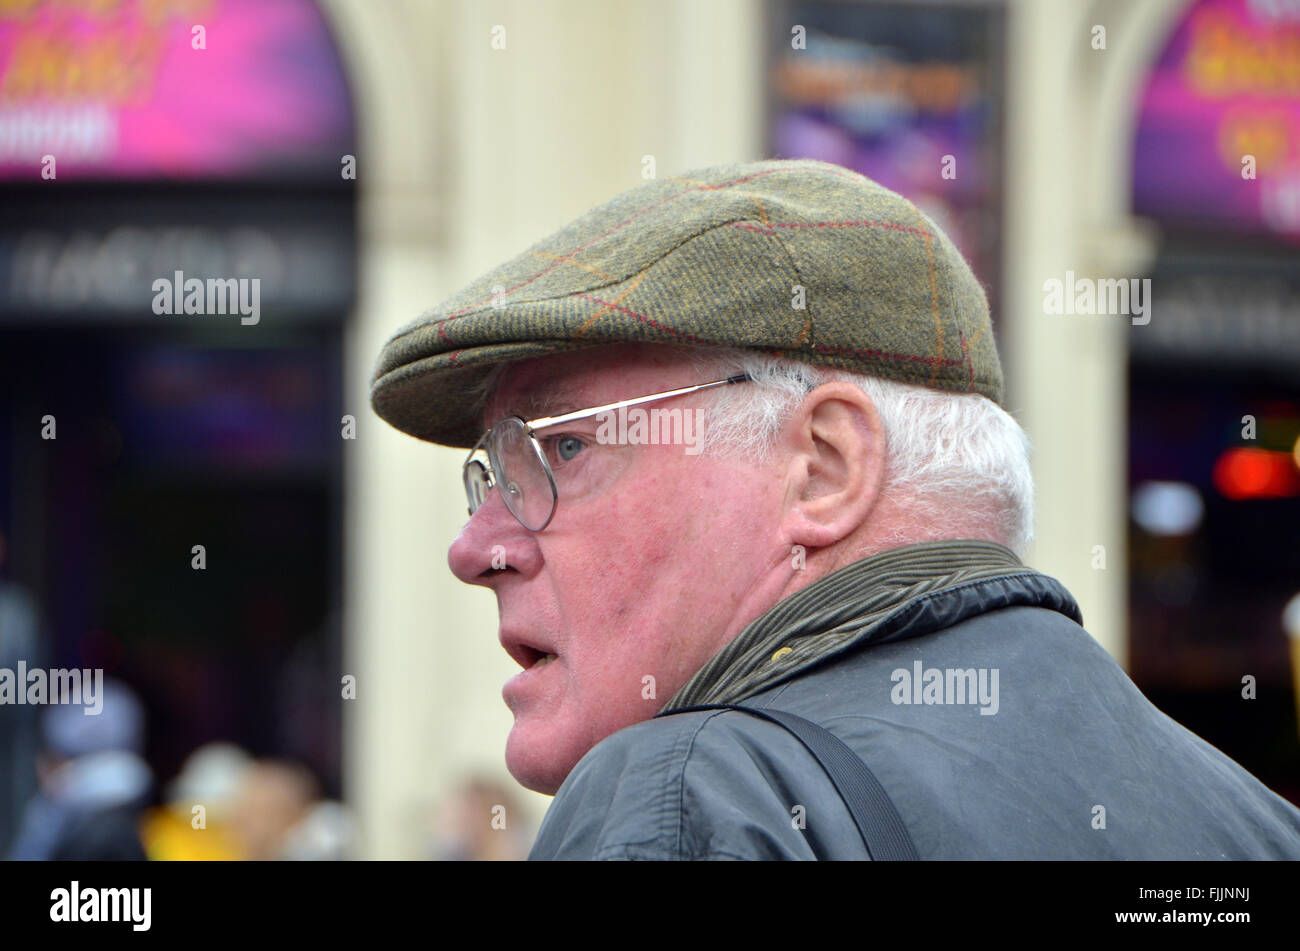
[{"x1": 660, "y1": 538, "x2": 1081, "y2": 711}]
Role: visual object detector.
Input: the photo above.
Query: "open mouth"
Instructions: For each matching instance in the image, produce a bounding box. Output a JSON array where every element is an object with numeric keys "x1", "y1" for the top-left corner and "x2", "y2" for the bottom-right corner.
[{"x1": 514, "y1": 644, "x2": 558, "y2": 670}]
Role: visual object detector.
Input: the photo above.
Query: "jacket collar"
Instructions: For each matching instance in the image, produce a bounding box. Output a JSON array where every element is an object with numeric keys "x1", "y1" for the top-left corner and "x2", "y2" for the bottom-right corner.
[{"x1": 661, "y1": 539, "x2": 1082, "y2": 711}]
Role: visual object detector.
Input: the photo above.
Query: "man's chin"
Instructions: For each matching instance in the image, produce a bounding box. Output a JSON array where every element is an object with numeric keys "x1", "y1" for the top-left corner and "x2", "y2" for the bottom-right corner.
[{"x1": 504, "y1": 720, "x2": 581, "y2": 796}]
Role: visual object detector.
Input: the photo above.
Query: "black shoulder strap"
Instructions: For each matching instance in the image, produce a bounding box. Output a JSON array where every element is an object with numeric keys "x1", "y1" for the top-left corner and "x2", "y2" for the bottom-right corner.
[{"x1": 659, "y1": 703, "x2": 919, "y2": 861}]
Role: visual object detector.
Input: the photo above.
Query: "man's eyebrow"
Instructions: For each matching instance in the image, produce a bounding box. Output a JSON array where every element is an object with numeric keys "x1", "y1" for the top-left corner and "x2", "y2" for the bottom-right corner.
[{"x1": 501, "y1": 380, "x2": 587, "y2": 422}]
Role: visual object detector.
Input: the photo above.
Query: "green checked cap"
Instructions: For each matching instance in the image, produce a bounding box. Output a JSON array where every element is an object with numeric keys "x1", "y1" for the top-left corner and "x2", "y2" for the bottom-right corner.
[{"x1": 371, "y1": 157, "x2": 1002, "y2": 448}]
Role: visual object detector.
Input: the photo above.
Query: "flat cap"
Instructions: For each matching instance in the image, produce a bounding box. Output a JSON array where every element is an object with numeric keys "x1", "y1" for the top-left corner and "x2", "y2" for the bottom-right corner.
[{"x1": 371, "y1": 157, "x2": 1001, "y2": 448}]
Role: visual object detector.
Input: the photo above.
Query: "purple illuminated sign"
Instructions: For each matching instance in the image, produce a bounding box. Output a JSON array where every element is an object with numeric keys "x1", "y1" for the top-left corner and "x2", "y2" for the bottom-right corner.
[
  {"x1": 0, "y1": 0, "x2": 353, "y2": 182},
  {"x1": 1133, "y1": 0, "x2": 1300, "y2": 240}
]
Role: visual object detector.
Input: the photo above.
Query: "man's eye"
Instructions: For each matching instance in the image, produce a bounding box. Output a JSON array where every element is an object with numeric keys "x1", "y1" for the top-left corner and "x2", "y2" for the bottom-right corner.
[{"x1": 546, "y1": 435, "x2": 585, "y2": 463}]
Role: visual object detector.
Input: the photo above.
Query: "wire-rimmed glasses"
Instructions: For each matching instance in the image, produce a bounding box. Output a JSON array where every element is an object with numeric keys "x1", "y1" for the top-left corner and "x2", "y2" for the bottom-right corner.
[{"x1": 463, "y1": 373, "x2": 751, "y2": 531}]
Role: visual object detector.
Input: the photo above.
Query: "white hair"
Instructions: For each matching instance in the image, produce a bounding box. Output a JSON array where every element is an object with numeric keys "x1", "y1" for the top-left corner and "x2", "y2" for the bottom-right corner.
[
  {"x1": 466, "y1": 345, "x2": 1035, "y2": 555},
  {"x1": 677, "y1": 347, "x2": 1035, "y2": 556}
]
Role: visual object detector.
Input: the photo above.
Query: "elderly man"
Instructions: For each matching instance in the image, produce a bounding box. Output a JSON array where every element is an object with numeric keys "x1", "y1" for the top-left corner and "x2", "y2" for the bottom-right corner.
[{"x1": 371, "y1": 159, "x2": 1300, "y2": 859}]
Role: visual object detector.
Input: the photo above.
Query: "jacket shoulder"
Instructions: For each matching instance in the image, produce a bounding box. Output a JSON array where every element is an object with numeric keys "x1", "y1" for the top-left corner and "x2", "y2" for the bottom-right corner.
[{"x1": 529, "y1": 708, "x2": 860, "y2": 860}]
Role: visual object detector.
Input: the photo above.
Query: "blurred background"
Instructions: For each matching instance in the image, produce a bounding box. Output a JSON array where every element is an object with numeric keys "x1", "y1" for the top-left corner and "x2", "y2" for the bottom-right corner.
[{"x1": 0, "y1": 0, "x2": 1298, "y2": 859}]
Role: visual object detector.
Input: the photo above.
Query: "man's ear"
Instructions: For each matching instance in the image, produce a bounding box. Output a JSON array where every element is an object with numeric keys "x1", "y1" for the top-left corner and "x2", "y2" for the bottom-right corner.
[{"x1": 779, "y1": 381, "x2": 886, "y2": 550}]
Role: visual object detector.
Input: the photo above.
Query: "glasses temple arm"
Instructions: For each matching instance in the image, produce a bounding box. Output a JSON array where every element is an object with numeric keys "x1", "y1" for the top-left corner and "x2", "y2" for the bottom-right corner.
[{"x1": 526, "y1": 374, "x2": 751, "y2": 430}]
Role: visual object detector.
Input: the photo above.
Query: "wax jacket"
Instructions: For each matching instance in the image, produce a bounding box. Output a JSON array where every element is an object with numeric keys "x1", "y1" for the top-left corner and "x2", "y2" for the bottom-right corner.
[{"x1": 529, "y1": 563, "x2": 1300, "y2": 859}]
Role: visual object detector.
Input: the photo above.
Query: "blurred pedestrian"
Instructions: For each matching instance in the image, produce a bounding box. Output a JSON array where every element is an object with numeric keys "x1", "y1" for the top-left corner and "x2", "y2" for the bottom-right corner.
[
  {"x1": 140, "y1": 742, "x2": 250, "y2": 861},
  {"x1": 8, "y1": 678, "x2": 151, "y2": 861},
  {"x1": 0, "y1": 526, "x2": 42, "y2": 855},
  {"x1": 428, "y1": 776, "x2": 532, "y2": 861}
]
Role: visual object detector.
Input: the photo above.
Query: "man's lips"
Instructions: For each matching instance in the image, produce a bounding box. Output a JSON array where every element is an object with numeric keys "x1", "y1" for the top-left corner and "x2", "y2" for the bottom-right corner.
[
  {"x1": 502, "y1": 642, "x2": 562, "y2": 708},
  {"x1": 499, "y1": 632, "x2": 559, "y2": 671}
]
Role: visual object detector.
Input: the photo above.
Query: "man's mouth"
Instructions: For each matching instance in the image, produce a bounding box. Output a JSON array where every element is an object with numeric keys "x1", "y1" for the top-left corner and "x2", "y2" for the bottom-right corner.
[
  {"x1": 520, "y1": 649, "x2": 556, "y2": 670},
  {"x1": 505, "y1": 640, "x2": 559, "y2": 670},
  {"x1": 502, "y1": 640, "x2": 561, "y2": 704}
]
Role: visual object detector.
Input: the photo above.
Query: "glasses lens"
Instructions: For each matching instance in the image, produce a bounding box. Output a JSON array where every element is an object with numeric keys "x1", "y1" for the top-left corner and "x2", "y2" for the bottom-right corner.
[
  {"x1": 463, "y1": 459, "x2": 490, "y2": 514},
  {"x1": 490, "y1": 418, "x2": 556, "y2": 530}
]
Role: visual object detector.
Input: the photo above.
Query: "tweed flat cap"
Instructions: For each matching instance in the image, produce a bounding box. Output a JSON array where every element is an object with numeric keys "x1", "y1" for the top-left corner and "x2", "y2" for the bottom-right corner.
[{"x1": 371, "y1": 158, "x2": 1001, "y2": 448}]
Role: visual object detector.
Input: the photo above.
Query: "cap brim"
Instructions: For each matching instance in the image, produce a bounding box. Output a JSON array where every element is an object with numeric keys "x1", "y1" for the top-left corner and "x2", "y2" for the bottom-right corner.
[{"x1": 370, "y1": 339, "x2": 622, "y2": 448}]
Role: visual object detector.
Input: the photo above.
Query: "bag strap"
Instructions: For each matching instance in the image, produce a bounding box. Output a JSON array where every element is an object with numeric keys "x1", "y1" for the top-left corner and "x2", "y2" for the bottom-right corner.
[{"x1": 658, "y1": 703, "x2": 919, "y2": 860}]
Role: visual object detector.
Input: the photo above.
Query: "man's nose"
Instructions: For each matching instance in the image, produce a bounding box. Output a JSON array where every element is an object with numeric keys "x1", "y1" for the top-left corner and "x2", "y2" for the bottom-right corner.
[{"x1": 447, "y1": 486, "x2": 540, "y2": 584}]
